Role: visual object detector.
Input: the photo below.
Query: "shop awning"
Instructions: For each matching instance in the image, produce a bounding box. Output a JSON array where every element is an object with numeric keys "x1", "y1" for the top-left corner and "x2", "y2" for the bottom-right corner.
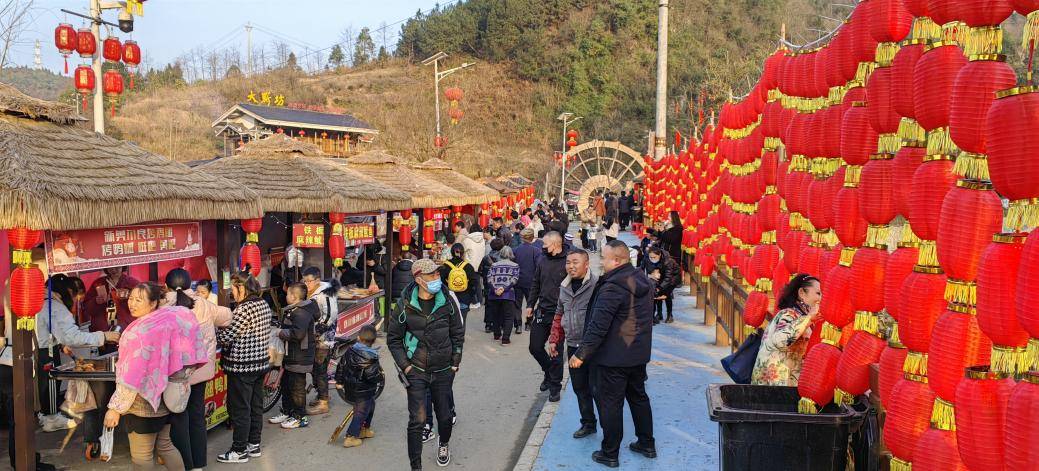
[
  {"x1": 339, "y1": 151, "x2": 471, "y2": 209},
  {"x1": 0, "y1": 83, "x2": 262, "y2": 231},
  {"x1": 199, "y1": 135, "x2": 411, "y2": 214},
  {"x1": 409, "y1": 158, "x2": 499, "y2": 205}
]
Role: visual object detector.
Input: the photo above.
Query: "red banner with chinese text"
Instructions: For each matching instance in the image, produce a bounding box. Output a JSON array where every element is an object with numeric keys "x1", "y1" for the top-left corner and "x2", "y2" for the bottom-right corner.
[
  {"x1": 336, "y1": 298, "x2": 376, "y2": 339},
  {"x1": 342, "y1": 222, "x2": 375, "y2": 247},
  {"x1": 292, "y1": 223, "x2": 325, "y2": 248},
  {"x1": 45, "y1": 222, "x2": 203, "y2": 273}
]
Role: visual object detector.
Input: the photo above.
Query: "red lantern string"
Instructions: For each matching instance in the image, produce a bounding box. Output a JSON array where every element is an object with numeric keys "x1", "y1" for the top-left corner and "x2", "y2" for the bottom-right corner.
[
  {"x1": 742, "y1": 290, "x2": 769, "y2": 329},
  {"x1": 1004, "y1": 372, "x2": 1039, "y2": 470},
  {"x1": 851, "y1": 246, "x2": 887, "y2": 314},
  {"x1": 239, "y1": 243, "x2": 261, "y2": 277},
  {"x1": 911, "y1": 427, "x2": 967, "y2": 471},
  {"x1": 821, "y1": 264, "x2": 855, "y2": 331},
  {"x1": 884, "y1": 375, "x2": 936, "y2": 466},
  {"x1": 898, "y1": 267, "x2": 948, "y2": 374},
  {"x1": 977, "y1": 233, "x2": 1031, "y2": 375},
  {"x1": 936, "y1": 180, "x2": 1004, "y2": 305},
  {"x1": 955, "y1": 366, "x2": 1015, "y2": 471},
  {"x1": 927, "y1": 303, "x2": 993, "y2": 430},
  {"x1": 986, "y1": 86, "x2": 1039, "y2": 230},
  {"x1": 1015, "y1": 230, "x2": 1039, "y2": 364},
  {"x1": 797, "y1": 342, "x2": 843, "y2": 414},
  {"x1": 834, "y1": 315, "x2": 886, "y2": 404},
  {"x1": 907, "y1": 157, "x2": 957, "y2": 266},
  {"x1": 878, "y1": 341, "x2": 909, "y2": 408}
]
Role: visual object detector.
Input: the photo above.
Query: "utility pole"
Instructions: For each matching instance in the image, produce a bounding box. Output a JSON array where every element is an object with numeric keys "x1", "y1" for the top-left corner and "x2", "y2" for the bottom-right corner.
[
  {"x1": 653, "y1": 0, "x2": 669, "y2": 161},
  {"x1": 421, "y1": 52, "x2": 474, "y2": 149},
  {"x1": 90, "y1": 0, "x2": 104, "y2": 133},
  {"x1": 557, "y1": 112, "x2": 582, "y2": 203},
  {"x1": 245, "y1": 22, "x2": 253, "y2": 76}
]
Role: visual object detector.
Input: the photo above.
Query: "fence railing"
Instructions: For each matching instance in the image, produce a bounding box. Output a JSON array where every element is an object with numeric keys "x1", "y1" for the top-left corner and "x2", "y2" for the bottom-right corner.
[{"x1": 691, "y1": 264, "x2": 748, "y2": 352}]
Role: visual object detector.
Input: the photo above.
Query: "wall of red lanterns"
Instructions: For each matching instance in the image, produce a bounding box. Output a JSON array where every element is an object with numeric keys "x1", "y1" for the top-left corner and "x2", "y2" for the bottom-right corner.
[
  {"x1": 54, "y1": 23, "x2": 141, "y2": 115},
  {"x1": 644, "y1": 1, "x2": 1039, "y2": 469}
]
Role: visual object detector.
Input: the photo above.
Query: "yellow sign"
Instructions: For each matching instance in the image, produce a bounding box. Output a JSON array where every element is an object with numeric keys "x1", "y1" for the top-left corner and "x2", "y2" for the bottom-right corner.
[{"x1": 247, "y1": 90, "x2": 286, "y2": 107}]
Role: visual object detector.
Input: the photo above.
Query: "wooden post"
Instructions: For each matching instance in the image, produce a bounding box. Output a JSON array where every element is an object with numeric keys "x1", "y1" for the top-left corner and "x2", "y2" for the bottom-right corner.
[
  {"x1": 705, "y1": 278, "x2": 717, "y2": 326},
  {"x1": 695, "y1": 277, "x2": 706, "y2": 310},
  {"x1": 715, "y1": 292, "x2": 730, "y2": 347},
  {"x1": 381, "y1": 212, "x2": 394, "y2": 329},
  {"x1": 216, "y1": 220, "x2": 230, "y2": 306},
  {"x1": 12, "y1": 327, "x2": 35, "y2": 471}
]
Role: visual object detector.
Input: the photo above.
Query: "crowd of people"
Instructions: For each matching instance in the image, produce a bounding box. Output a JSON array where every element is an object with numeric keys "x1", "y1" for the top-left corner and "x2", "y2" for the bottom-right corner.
[{"x1": 1, "y1": 193, "x2": 685, "y2": 470}]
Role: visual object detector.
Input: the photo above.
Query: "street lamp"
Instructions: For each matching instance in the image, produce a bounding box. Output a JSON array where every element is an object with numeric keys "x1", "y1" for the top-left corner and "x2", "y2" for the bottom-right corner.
[
  {"x1": 422, "y1": 52, "x2": 475, "y2": 149},
  {"x1": 557, "y1": 112, "x2": 582, "y2": 204}
]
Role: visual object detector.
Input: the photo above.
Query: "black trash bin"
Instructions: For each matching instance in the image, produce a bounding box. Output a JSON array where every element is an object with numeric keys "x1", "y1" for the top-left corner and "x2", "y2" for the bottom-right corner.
[{"x1": 707, "y1": 384, "x2": 866, "y2": 471}]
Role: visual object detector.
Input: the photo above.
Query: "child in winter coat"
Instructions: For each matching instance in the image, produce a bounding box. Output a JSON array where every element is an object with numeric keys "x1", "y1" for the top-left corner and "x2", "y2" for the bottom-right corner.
[{"x1": 341, "y1": 325, "x2": 384, "y2": 448}]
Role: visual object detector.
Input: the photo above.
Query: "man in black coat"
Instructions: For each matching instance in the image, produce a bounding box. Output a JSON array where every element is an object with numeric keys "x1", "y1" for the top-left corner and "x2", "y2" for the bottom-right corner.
[
  {"x1": 525, "y1": 231, "x2": 569, "y2": 401},
  {"x1": 571, "y1": 240, "x2": 656, "y2": 468},
  {"x1": 618, "y1": 191, "x2": 632, "y2": 230}
]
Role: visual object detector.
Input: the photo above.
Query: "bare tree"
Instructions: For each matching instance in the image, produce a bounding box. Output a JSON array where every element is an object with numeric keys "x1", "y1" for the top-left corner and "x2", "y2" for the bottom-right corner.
[
  {"x1": 0, "y1": 0, "x2": 35, "y2": 77},
  {"x1": 378, "y1": 21, "x2": 389, "y2": 54},
  {"x1": 273, "y1": 41, "x2": 290, "y2": 66},
  {"x1": 339, "y1": 25, "x2": 355, "y2": 66}
]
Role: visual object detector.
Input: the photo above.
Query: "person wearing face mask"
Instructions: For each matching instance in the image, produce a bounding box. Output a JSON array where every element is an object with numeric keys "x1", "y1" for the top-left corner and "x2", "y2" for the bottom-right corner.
[
  {"x1": 439, "y1": 243, "x2": 479, "y2": 320},
  {"x1": 751, "y1": 274, "x2": 822, "y2": 386},
  {"x1": 643, "y1": 247, "x2": 680, "y2": 325},
  {"x1": 570, "y1": 240, "x2": 656, "y2": 468},
  {"x1": 216, "y1": 272, "x2": 273, "y2": 464},
  {"x1": 387, "y1": 259, "x2": 466, "y2": 470},
  {"x1": 84, "y1": 266, "x2": 140, "y2": 332},
  {"x1": 525, "y1": 232, "x2": 569, "y2": 402}
]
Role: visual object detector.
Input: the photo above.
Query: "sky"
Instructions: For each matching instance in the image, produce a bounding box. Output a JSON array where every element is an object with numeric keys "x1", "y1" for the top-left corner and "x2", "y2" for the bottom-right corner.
[{"x1": 11, "y1": 0, "x2": 454, "y2": 74}]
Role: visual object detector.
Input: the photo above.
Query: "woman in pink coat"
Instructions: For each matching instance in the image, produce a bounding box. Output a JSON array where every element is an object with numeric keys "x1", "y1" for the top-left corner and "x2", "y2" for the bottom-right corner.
[{"x1": 164, "y1": 268, "x2": 232, "y2": 470}]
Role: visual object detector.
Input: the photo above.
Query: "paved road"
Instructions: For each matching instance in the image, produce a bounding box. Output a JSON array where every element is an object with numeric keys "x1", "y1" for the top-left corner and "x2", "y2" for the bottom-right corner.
[
  {"x1": 26, "y1": 303, "x2": 547, "y2": 471},
  {"x1": 528, "y1": 231, "x2": 731, "y2": 471}
]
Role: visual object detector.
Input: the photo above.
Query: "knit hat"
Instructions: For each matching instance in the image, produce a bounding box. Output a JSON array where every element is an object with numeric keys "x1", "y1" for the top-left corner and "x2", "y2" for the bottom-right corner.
[
  {"x1": 411, "y1": 258, "x2": 438, "y2": 276},
  {"x1": 564, "y1": 233, "x2": 574, "y2": 243}
]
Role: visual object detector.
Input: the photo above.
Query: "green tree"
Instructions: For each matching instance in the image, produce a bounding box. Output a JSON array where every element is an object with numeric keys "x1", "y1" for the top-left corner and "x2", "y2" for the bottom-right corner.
[
  {"x1": 225, "y1": 64, "x2": 243, "y2": 78},
  {"x1": 377, "y1": 46, "x2": 390, "y2": 62},
  {"x1": 286, "y1": 52, "x2": 299, "y2": 70},
  {"x1": 328, "y1": 44, "x2": 346, "y2": 69},
  {"x1": 354, "y1": 28, "x2": 375, "y2": 65}
]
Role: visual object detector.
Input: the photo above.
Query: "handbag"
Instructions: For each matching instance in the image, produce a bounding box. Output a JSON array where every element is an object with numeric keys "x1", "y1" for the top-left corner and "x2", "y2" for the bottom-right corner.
[{"x1": 720, "y1": 328, "x2": 763, "y2": 384}]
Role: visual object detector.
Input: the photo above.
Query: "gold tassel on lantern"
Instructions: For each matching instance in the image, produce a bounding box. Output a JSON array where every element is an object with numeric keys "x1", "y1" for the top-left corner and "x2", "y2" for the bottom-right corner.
[
  {"x1": 953, "y1": 151, "x2": 989, "y2": 181},
  {"x1": 898, "y1": 118, "x2": 926, "y2": 147},
  {"x1": 890, "y1": 457, "x2": 912, "y2": 471},
  {"x1": 820, "y1": 322, "x2": 843, "y2": 345},
  {"x1": 964, "y1": 26, "x2": 1003, "y2": 56},
  {"x1": 910, "y1": 17, "x2": 942, "y2": 42},
  {"x1": 876, "y1": 42, "x2": 901, "y2": 66},
  {"x1": 1027, "y1": 338, "x2": 1039, "y2": 372},
  {"x1": 854, "y1": 311, "x2": 880, "y2": 337},
  {"x1": 917, "y1": 240, "x2": 940, "y2": 268},
  {"x1": 904, "y1": 351, "x2": 929, "y2": 376},
  {"x1": 926, "y1": 128, "x2": 958, "y2": 156},
  {"x1": 944, "y1": 278, "x2": 977, "y2": 306},
  {"x1": 1024, "y1": 12, "x2": 1039, "y2": 56},
  {"x1": 931, "y1": 397, "x2": 956, "y2": 431},
  {"x1": 866, "y1": 225, "x2": 890, "y2": 249},
  {"x1": 1006, "y1": 199, "x2": 1039, "y2": 232},
  {"x1": 798, "y1": 397, "x2": 819, "y2": 414},
  {"x1": 889, "y1": 323, "x2": 902, "y2": 344},
  {"x1": 834, "y1": 387, "x2": 853, "y2": 406},
  {"x1": 991, "y1": 345, "x2": 1031, "y2": 376},
  {"x1": 839, "y1": 247, "x2": 857, "y2": 267}
]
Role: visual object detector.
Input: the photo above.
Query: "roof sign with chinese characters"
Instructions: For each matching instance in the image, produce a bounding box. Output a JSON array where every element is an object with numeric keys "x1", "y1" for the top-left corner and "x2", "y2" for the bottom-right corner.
[
  {"x1": 341, "y1": 222, "x2": 375, "y2": 247},
  {"x1": 45, "y1": 222, "x2": 203, "y2": 273},
  {"x1": 292, "y1": 223, "x2": 325, "y2": 248}
]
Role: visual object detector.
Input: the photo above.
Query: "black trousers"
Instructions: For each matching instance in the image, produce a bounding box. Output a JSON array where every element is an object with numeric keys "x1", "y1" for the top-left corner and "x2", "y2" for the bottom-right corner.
[
  {"x1": 620, "y1": 212, "x2": 631, "y2": 229},
  {"x1": 406, "y1": 369, "x2": 456, "y2": 469},
  {"x1": 346, "y1": 393, "x2": 375, "y2": 437},
  {"x1": 169, "y1": 382, "x2": 207, "y2": 469},
  {"x1": 567, "y1": 346, "x2": 598, "y2": 428},
  {"x1": 36, "y1": 347, "x2": 58, "y2": 415},
  {"x1": 528, "y1": 318, "x2": 563, "y2": 393},
  {"x1": 488, "y1": 299, "x2": 517, "y2": 341},
  {"x1": 515, "y1": 286, "x2": 531, "y2": 328},
  {"x1": 654, "y1": 296, "x2": 674, "y2": 318},
  {"x1": 226, "y1": 370, "x2": 266, "y2": 452},
  {"x1": 595, "y1": 364, "x2": 654, "y2": 459},
  {"x1": 312, "y1": 348, "x2": 331, "y2": 400},
  {"x1": 82, "y1": 380, "x2": 114, "y2": 443},
  {"x1": 280, "y1": 370, "x2": 307, "y2": 418}
]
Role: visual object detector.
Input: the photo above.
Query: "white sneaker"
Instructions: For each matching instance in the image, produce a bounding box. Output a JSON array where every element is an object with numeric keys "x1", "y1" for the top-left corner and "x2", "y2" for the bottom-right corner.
[
  {"x1": 246, "y1": 443, "x2": 262, "y2": 457},
  {"x1": 268, "y1": 414, "x2": 289, "y2": 424},
  {"x1": 280, "y1": 417, "x2": 301, "y2": 429},
  {"x1": 39, "y1": 413, "x2": 74, "y2": 432},
  {"x1": 216, "y1": 450, "x2": 249, "y2": 463}
]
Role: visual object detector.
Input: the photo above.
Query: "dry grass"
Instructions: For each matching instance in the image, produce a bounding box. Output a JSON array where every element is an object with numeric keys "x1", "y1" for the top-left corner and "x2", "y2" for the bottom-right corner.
[{"x1": 111, "y1": 60, "x2": 556, "y2": 182}]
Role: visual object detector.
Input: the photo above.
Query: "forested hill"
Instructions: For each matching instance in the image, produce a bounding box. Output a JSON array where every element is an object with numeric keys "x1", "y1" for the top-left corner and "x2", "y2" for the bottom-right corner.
[{"x1": 394, "y1": 0, "x2": 843, "y2": 148}]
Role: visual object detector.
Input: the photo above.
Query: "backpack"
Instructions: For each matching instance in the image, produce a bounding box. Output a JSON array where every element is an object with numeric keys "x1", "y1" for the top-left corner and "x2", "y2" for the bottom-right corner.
[{"x1": 443, "y1": 260, "x2": 469, "y2": 293}]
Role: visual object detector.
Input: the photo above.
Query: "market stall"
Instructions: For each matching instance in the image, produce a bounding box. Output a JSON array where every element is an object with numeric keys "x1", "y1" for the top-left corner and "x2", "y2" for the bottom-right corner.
[
  {"x1": 0, "y1": 83, "x2": 261, "y2": 469},
  {"x1": 408, "y1": 158, "x2": 500, "y2": 228}
]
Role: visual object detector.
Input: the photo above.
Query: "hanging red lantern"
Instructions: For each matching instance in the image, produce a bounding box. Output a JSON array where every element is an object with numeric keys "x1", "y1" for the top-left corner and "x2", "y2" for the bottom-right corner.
[
  {"x1": 898, "y1": 267, "x2": 948, "y2": 366},
  {"x1": 927, "y1": 304, "x2": 993, "y2": 430},
  {"x1": 448, "y1": 107, "x2": 464, "y2": 125},
  {"x1": 1015, "y1": 230, "x2": 1039, "y2": 355},
  {"x1": 885, "y1": 243, "x2": 920, "y2": 326},
  {"x1": 1004, "y1": 372, "x2": 1039, "y2": 470},
  {"x1": 821, "y1": 264, "x2": 855, "y2": 329},
  {"x1": 955, "y1": 366, "x2": 1014, "y2": 471},
  {"x1": 911, "y1": 427, "x2": 966, "y2": 471},
  {"x1": 977, "y1": 234, "x2": 1031, "y2": 375},
  {"x1": 298, "y1": 130, "x2": 306, "y2": 137},
  {"x1": 834, "y1": 322, "x2": 887, "y2": 404},
  {"x1": 797, "y1": 342, "x2": 843, "y2": 414},
  {"x1": 122, "y1": 39, "x2": 141, "y2": 89},
  {"x1": 742, "y1": 290, "x2": 769, "y2": 328},
  {"x1": 102, "y1": 36, "x2": 122, "y2": 63},
  {"x1": 893, "y1": 146, "x2": 925, "y2": 218},
  {"x1": 478, "y1": 202, "x2": 490, "y2": 228},
  {"x1": 444, "y1": 87, "x2": 464, "y2": 105},
  {"x1": 914, "y1": 42, "x2": 968, "y2": 156},
  {"x1": 878, "y1": 340, "x2": 908, "y2": 407},
  {"x1": 54, "y1": 23, "x2": 76, "y2": 73},
  {"x1": 986, "y1": 87, "x2": 1039, "y2": 230},
  {"x1": 937, "y1": 180, "x2": 1003, "y2": 305},
  {"x1": 870, "y1": 0, "x2": 913, "y2": 43},
  {"x1": 102, "y1": 69, "x2": 123, "y2": 117},
  {"x1": 949, "y1": 58, "x2": 1016, "y2": 158},
  {"x1": 867, "y1": 66, "x2": 902, "y2": 141},
  {"x1": 841, "y1": 103, "x2": 878, "y2": 166},
  {"x1": 76, "y1": 28, "x2": 96, "y2": 58},
  {"x1": 328, "y1": 234, "x2": 346, "y2": 267},
  {"x1": 423, "y1": 207, "x2": 435, "y2": 249},
  {"x1": 908, "y1": 157, "x2": 957, "y2": 265},
  {"x1": 398, "y1": 209, "x2": 414, "y2": 252},
  {"x1": 892, "y1": 40, "x2": 928, "y2": 122},
  {"x1": 884, "y1": 375, "x2": 937, "y2": 467},
  {"x1": 859, "y1": 156, "x2": 897, "y2": 226},
  {"x1": 73, "y1": 65, "x2": 95, "y2": 112},
  {"x1": 9, "y1": 266, "x2": 45, "y2": 330},
  {"x1": 239, "y1": 243, "x2": 261, "y2": 277},
  {"x1": 851, "y1": 246, "x2": 887, "y2": 313},
  {"x1": 240, "y1": 217, "x2": 263, "y2": 237},
  {"x1": 949, "y1": 0, "x2": 1014, "y2": 26}
]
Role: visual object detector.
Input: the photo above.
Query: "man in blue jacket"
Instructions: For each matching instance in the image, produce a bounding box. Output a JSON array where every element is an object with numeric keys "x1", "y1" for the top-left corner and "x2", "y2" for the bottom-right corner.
[
  {"x1": 513, "y1": 228, "x2": 541, "y2": 333},
  {"x1": 571, "y1": 240, "x2": 656, "y2": 468}
]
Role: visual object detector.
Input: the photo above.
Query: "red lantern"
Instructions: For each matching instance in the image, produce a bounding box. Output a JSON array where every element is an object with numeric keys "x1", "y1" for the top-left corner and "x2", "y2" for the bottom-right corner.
[
  {"x1": 1015, "y1": 231, "x2": 1039, "y2": 349},
  {"x1": 797, "y1": 342, "x2": 843, "y2": 413},
  {"x1": 907, "y1": 157, "x2": 956, "y2": 249},
  {"x1": 76, "y1": 28, "x2": 96, "y2": 58},
  {"x1": 867, "y1": 66, "x2": 901, "y2": 138},
  {"x1": 328, "y1": 234, "x2": 346, "y2": 267},
  {"x1": 870, "y1": 0, "x2": 913, "y2": 43},
  {"x1": 448, "y1": 107, "x2": 464, "y2": 125},
  {"x1": 74, "y1": 65, "x2": 95, "y2": 111},
  {"x1": 444, "y1": 87, "x2": 464, "y2": 103},
  {"x1": 892, "y1": 40, "x2": 928, "y2": 121},
  {"x1": 914, "y1": 42, "x2": 968, "y2": 133},
  {"x1": 986, "y1": 87, "x2": 1039, "y2": 230},
  {"x1": 102, "y1": 69, "x2": 123, "y2": 117},
  {"x1": 851, "y1": 246, "x2": 887, "y2": 313},
  {"x1": 955, "y1": 366, "x2": 1015, "y2": 471},
  {"x1": 885, "y1": 244, "x2": 920, "y2": 325},
  {"x1": 948, "y1": 0, "x2": 1014, "y2": 26},
  {"x1": 478, "y1": 202, "x2": 490, "y2": 228},
  {"x1": 898, "y1": 267, "x2": 948, "y2": 357},
  {"x1": 884, "y1": 375, "x2": 936, "y2": 465},
  {"x1": 240, "y1": 244, "x2": 261, "y2": 277},
  {"x1": 423, "y1": 207, "x2": 435, "y2": 249},
  {"x1": 936, "y1": 180, "x2": 1003, "y2": 305},
  {"x1": 834, "y1": 326, "x2": 886, "y2": 403},
  {"x1": 927, "y1": 303, "x2": 993, "y2": 429},
  {"x1": 821, "y1": 264, "x2": 855, "y2": 329},
  {"x1": 241, "y1": 217, "x2": 263, "y2": 236},
  {"x1": 743, "y1": 290, "x2": 768, "y2": 328},
  {"x1": 122, "y1": 39, "x2": 141, "y2": 88},
  {"x1": 54, "y1": 23, "x2": 76, "y2": 73},
  {"x1": 893, "y1": 146, "x2": 925, "y2": 218},
  {"x1": 878, "y1": 341, "x2": 908, "y2": 407},
  {"x1": 949, "y1": 58, "x2": 1016, "y2": 158},
  {"x1": 977, "y1": 233, "x2": 1031, "y2": 375},
  {"x1": 102, "y1": 36, "x2": 122, "y2": 63},
  {"x1": 1004, "y1": 372, "x2": 1039, "y2": 470},
  {"x1": 911, "y1": 428, "x2": 967, "y2": 471},
  {"x1": 298, "y1": 130, "x2": 306, "y2": 137},
  {"x1": 841, "y1": 103, "x2": 878, "y2": 166}
]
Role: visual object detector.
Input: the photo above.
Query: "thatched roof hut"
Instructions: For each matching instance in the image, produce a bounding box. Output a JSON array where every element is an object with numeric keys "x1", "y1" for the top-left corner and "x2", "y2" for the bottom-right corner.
[
  {"x1": 480, "y1": 178, "x2": 517, "y2": 195},
  {"x1": 0, "y1": 83, "x2": 262, "y2": 231},
  {"x1": 341, "y1": 151, "x2": 470, "y2": 208},
  {"x1": 199, "y1": 135, "x2": 411, "y2": 213},
  {"x1": 409, "y1": 158, "x2": 499, "y2": 205}
]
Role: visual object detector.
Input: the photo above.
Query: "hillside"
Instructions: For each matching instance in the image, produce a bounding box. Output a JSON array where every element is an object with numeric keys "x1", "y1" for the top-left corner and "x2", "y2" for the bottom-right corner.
[{"x1": 0, "y1": 66, "x2": 68, "y2": 100}]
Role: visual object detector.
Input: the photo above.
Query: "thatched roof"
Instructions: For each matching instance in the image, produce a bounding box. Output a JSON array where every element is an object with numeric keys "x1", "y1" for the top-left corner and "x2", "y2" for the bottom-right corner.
[
  {"x1": 341, "y1": 151, "x2": 471, "y2": 208},
  {"x1": 505, "y1": 174, "x2": 533, "y2": 186},
  {"x1": 199, "y1": 135, "x2": 411, "y2": 213},
  {"x1": 499, "y1": 175, "x2": 531, "y2": 190},
  {"x1": 0, "y1": 83, "x2": 262, "y2": 231},
  {"x1": 478, "y1": 178, "x2": 516, "y2": 195},
  {"x1": 409, "y1": 158, "x2": 499, "y2": 205}
]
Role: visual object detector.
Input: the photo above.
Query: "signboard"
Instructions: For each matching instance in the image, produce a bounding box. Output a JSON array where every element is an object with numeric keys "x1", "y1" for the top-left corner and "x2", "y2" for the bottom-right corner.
[
  {"x1": 342, "y1": 222, "x2": 375, "y2": 247},
  {"x1": 292, "y1": 224, "x2": 325, "y2": 248},
  {"x1": 336, "y1": 298, "x2": 376, "y2": 339},
  {"x1": 205, "y1": 352, "x2": 229, "y2": 429},
  {"x1": 45, "y1": 222, "x2": 203, "y2": 273},
  {"x1": 393, "y1": 214, "x2": 419, "y2": 231}
]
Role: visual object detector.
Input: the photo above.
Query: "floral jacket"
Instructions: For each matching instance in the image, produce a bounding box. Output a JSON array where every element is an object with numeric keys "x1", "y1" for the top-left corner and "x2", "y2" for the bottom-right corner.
[{"x1": 751, "y1": 306, "x2": 814, "y2": 386}]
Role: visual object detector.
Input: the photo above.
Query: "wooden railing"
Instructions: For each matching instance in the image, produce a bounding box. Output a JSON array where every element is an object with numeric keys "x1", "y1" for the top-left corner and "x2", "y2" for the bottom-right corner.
[{"x1": 691, "y1": 264, "x2": 749, "y2": 352}]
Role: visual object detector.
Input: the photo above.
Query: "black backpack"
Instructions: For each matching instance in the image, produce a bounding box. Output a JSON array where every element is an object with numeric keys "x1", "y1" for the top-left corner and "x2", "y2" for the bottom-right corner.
[{"x1": 720, "y1": 329, "x2": 763, "y2": 384}]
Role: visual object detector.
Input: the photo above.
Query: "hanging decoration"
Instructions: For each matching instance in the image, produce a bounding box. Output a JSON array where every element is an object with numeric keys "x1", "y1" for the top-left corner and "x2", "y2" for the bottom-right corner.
[
  {"x1": 398, "y1": 209, "x2": 413, "y2": 252},
  {"x1": 328, "y1": 212, "x2": 346, "y2": 268},
  {"x1": 7, "y1": 229, "x2": 44, "y2": 331},
  {"x1": 54, "y1": 23, "x2": 76, "y2": 74},
  {"x1": 240, "y1": 217, "x2": 262, "y2": 277},
  {"x1": 122, "y1": 40, "x2": 141, "y2": 89}
]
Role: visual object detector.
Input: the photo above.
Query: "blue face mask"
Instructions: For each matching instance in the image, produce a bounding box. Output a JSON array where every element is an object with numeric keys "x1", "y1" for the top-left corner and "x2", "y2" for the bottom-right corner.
[{"x1": 424, "y1": 279, "x2": 443, "y2": 293}]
